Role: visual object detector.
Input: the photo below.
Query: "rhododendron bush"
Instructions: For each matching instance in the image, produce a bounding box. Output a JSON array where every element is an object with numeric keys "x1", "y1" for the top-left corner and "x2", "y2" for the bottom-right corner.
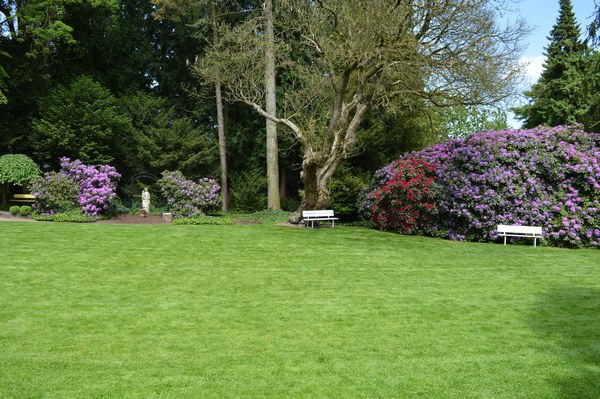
[
  {"x1": 158, "y1": 171, "x2": 220, "y2": 218},
  {"x1": 32, "y1": 157, "x2": 121, "y2": 218},
  {"x1": 361, "y1": 125, "x2": 600, "y2": 248},
  {"x1": 365, "y1": 158, "x2": 437, "y2": 234}
]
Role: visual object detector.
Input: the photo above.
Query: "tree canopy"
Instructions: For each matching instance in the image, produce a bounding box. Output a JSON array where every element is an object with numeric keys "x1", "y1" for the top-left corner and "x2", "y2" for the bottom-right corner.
[{"x1": 195, "y1": 0, "x2": 528, "y2": 219}]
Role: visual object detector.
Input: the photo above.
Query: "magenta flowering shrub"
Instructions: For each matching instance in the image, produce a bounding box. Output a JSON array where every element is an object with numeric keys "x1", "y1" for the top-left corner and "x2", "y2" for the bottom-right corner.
[
  {"x1": 361, "y1": 125, "x2": 600, "y2": 248},
  {"x1": 32, "y1": 157, "x2": 121, "y2": 217},
  {"x1": 364, "y1": 158, "x2": 437, "y2": 234},
  {"x1": 158, "y1": 171, "x2": 220, "y2": 218}
]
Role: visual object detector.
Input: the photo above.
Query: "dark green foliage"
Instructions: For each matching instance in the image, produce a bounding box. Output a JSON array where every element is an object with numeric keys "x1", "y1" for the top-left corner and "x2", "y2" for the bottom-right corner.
[
  {"x1": 230, "y1": 170, "x2": 267, "y2": 212},
  {"x1": 329, "y1": 166, "x2": 368, "y2": 219},
  {"x1": 119, "y1": 92, "x2": 217, "y2": 180},
  {"x1": 514, "y1": 0, "x2": 592, "y2": 128},
  {"x1": 584, "y1": 6, "x2": 600, "y2": 132},
  {"x1": 9, "y1": 205, "x2": 20, "y2": 215},
  {"x1": 30, "y1": 75, "x2": 131, "y2": 167},
  {"x1": 19, "y1": 205, "x2": 32, "y2": 216},
  {"x1": 352, "y1": 106, "x2": 438, "y2": 172}
]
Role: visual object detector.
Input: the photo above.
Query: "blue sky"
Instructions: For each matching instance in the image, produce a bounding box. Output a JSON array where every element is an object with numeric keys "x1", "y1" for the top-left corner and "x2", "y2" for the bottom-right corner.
[{"x1": 507, "y1": 0, "x2": 596, "y2": 127}]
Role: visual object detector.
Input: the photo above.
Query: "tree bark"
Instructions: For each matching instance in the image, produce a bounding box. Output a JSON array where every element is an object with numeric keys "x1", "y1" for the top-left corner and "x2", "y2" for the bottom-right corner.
[
  {"x1": 212, "y1": 0, "x2": 229, "y2": 211},
  {"x1": 264, "y1": 0, "x2": 280, "y2": 210},
  {"x1": 215, "y1": 81, "x2": 229, "y2": 211}
]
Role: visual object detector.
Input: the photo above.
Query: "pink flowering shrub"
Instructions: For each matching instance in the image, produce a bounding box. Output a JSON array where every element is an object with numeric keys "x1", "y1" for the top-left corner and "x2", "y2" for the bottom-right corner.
[
  {"x1": 32, "y1": 157, "x2": 121, "y2": 218},
  {"x1": 158, "y1": 171, "x2": 220, "y2": 218},
  {"x1": 365, "y1": 158, "x2": 437, "y2": 234},
  {"x1": 361, "y1": 125, "x2": 600, "y2": 248}
]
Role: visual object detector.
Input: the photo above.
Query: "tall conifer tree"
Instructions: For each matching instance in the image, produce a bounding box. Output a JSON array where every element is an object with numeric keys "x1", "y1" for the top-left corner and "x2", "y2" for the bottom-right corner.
[{"x1": 515, "y1": 0, "x2": 591, "y2": 128}]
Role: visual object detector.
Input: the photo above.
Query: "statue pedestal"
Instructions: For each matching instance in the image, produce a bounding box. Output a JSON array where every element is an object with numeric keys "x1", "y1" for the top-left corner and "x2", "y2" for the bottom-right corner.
[{"x1": 162, "y1": 213, "x2": 173, "y2": 223}]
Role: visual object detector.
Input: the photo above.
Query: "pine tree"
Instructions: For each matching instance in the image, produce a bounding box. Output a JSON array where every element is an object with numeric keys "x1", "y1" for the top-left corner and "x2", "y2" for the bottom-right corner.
[{"x1": 514, "y1": 0, "x2": 591, "y2": 128}]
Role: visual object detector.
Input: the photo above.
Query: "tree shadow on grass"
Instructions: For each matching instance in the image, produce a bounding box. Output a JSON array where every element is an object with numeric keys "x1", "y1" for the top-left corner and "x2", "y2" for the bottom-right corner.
[{"x1": 529, "y1": 286, "x2": 600, "y2": 398}]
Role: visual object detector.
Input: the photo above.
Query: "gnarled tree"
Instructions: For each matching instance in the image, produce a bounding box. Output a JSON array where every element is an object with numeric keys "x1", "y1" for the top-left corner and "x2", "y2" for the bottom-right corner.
[{"x1": 194, "y1": 0, "x2": 528, "y2": 222}]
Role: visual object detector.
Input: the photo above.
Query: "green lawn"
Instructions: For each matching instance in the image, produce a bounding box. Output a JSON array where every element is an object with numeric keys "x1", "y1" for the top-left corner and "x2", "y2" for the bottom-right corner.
[{"x1": 1, "y1": 221, "x2": 599, "y2": 398}]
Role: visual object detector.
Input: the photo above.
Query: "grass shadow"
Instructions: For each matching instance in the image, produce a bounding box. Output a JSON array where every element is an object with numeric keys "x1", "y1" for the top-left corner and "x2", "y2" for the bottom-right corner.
[{"x1": 529, "y1": 286, "x2": 600, "y2": 398}]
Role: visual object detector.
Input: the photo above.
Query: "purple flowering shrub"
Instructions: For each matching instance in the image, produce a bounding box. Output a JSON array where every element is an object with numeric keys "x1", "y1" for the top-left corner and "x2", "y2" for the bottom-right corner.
[
  {"x1": 32, "y1": 157, "x2": 121, "y2": 217},
  {"x1": 361, "y1": 125, "x2": 600, "y2": 248},
  {"x1": 158, "y1": 171, "x2": 220, "y2": 218}
]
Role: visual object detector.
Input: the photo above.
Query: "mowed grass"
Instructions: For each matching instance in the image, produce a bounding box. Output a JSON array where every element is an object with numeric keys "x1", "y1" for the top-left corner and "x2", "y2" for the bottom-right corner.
[{"x1": 0, "y1": 222, "x2": 599, "y2": 398}]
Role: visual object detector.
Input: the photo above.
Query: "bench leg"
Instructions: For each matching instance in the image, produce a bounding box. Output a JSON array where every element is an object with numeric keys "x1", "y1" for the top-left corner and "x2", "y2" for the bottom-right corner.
[
  {"x1": 534, "y1": 237, "x2": 537, "y2": 247},
  {"x1": 504, "y1": 236, "x2": 507, "y2": 246}
]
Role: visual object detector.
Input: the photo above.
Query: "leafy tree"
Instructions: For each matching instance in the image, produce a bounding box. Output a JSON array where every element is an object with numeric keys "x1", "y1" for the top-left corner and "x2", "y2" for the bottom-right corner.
[
  {"x1": 30, "y1": 75, "x2": 131, "y2": 167},
  {"x1": 0, "y1": 154, "x2": 41, "y2": 204},
  {"x1": 514, "y1": 0, "x2": 592, "y2": 128},
  {"x1": 584, "y1": 3, "x2": 600, "y2": 132},
  {"x1": 119, "y1": 92, "x2": 218, "y2": 180},
  {"x1": 0, "y1": 0, "x2": 116, "y2": 152},
  {"x1": 195, "y1": 0, "x2": 528, "y2": 221},
  {"x1": 435, "y1": 105, "x2": 509, "y2": 139}
]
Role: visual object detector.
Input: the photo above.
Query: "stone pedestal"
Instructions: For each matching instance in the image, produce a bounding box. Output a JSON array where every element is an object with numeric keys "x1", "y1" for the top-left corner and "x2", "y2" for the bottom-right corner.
[{"x1": 162, "y1": 212, "x2": 173, "y2": 223}]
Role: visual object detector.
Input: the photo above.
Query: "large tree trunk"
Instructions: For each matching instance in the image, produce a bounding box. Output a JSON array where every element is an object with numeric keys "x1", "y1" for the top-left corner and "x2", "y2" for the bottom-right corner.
[
  {"x1": 264, "y1": 0, "x2": 280, "y2": 210},
  {"x1": 212, "y1": 0, "x2": 229, "y2": 211},
  {"x1": 215, "y1": 81, "x2": 229, "y2": 211},
  {"x1": 288, "y1": 152, "x2": 343, "y2": 224}
]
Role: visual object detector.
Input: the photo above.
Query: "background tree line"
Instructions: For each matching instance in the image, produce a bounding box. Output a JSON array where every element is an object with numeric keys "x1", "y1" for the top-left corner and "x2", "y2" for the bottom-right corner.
[{"x1": 1, "y1": 0, "x2": 598, "y2": 217}]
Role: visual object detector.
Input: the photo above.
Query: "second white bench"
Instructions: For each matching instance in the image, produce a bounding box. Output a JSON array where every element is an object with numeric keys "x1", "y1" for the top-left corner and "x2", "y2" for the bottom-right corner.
[
  {"x1": 497, "y1": 224, "x2": 543, "y2": 247},
  {"x1": 302, "y1": 210, "x2": 339, "y2": 228}
]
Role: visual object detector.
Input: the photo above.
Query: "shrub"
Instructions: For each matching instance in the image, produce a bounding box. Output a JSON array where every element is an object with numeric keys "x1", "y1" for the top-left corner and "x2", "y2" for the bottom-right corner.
[
  {"x1": 173, "y1": 215, "x2": 235, "y2": 225},
  {"x1": 31, "y1": 171, "x2": 80, "y2": 214},
  {"x1": 363, "y1": 158, "x2": 437, "y2": 234},
  {"x1": 31, "y1": 158, "x2": 120, "y2": 218},
  {"x1": 32, "y1": 210, "x2": 99, "y2": 223},
  {"x1": 19, "y1": 205, "x2": 32, "y2": 216},
  {"x1": 329, "y1": 166, "x2": 368, "y2": 219},
  {"x1": 158, "y1": 171, "x2": 220, "y2": 218},
  {"x1": 0, "y1": 154, "x2": 41, "y2": 187},
  {"x1": 59, "y1": 158, "x2": 121, "y2": 217},
  {"x1": 229, "y1": 170, "x2": 267, "y2": 212},
  {"x1": 9, "y1": 205, "x2": 20, "y2": 215},
  {"x1": 361, "y1": 125, "x2": 600, "y2": 248}
]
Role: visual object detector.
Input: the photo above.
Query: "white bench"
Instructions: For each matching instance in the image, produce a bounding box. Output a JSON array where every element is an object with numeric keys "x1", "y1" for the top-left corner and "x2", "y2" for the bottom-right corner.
[
  {"x1": 302, "y1": 210, "x2": 339, "y2": 228},
  {"x1": 497, "y1": 224, "x2": 543, "y2": 247}
]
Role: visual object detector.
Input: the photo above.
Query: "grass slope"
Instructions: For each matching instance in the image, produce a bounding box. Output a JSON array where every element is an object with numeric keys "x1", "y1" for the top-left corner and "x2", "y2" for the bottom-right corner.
[{"x1": 1, "y1": 222, "x2": 599, "y2": 398}]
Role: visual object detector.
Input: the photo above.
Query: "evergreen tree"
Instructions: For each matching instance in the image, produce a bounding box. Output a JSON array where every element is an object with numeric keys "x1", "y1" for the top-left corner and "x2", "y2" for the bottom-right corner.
[
  {"x1": 584, "y1": 3, "x2": 600, "y2": 132},
  {"x1": 514, "y1": 0, "x2": 591, "y2": 128}
]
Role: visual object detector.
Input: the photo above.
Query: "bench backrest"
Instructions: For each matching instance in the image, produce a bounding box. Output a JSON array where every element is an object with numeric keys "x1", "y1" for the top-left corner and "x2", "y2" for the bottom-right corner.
[
  {"x1": 497, "y1": 224, "x2": 542, "y2": 235},
  {"x1": 303, "y1": 210, "x2": 335, "y2": 218}
]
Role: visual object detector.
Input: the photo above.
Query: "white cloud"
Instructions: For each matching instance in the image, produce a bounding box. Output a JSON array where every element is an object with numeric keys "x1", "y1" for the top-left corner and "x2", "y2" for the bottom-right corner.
[{"x1": 519, "y1": 55, "x2": 546, "y2": 84}]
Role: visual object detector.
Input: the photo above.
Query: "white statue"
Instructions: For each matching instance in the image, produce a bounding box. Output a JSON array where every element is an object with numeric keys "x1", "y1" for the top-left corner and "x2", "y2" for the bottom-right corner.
[{"x1": 141, "y1": 188, "x2": 151, "y2": 213}]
